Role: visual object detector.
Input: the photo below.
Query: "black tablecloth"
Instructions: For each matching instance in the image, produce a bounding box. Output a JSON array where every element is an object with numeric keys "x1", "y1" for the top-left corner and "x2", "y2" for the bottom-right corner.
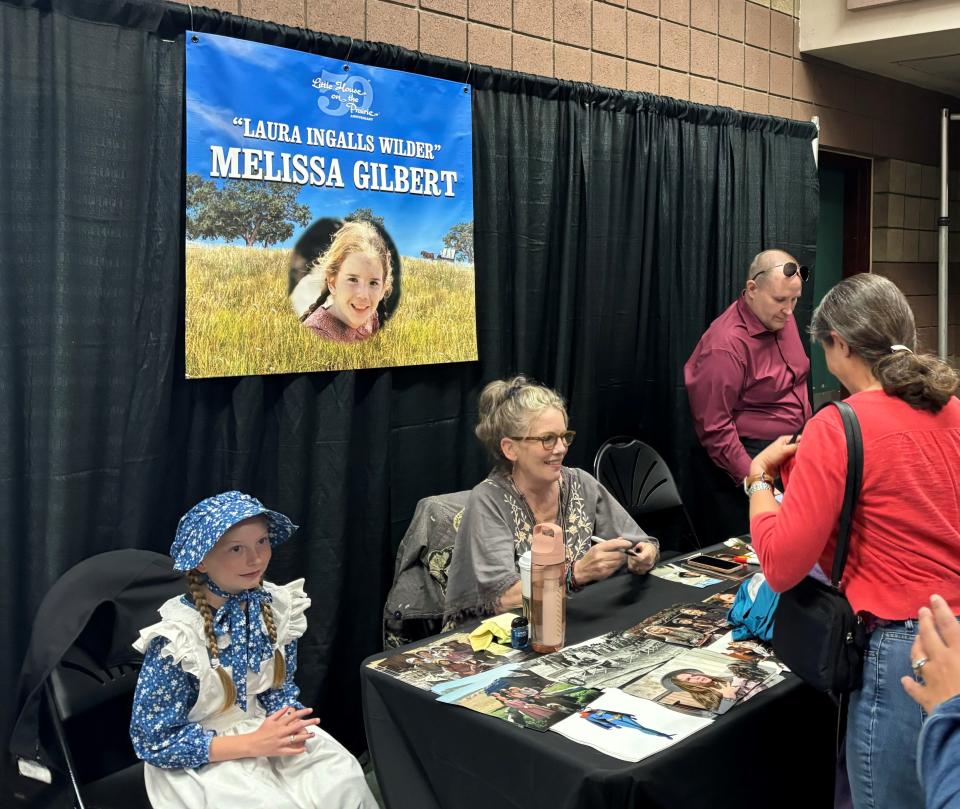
[{"x1": 361, "y1": 553, "x2": 836, "y2": 809}]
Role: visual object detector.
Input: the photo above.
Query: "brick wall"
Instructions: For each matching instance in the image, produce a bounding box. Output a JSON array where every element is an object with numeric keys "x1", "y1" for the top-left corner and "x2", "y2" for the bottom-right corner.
[
  {"x1": 873, "y1": 159, "x2": 960, "y2": 356},
  {"x1": 194, "y1": 0, "x2": 955, "y2": 165}
]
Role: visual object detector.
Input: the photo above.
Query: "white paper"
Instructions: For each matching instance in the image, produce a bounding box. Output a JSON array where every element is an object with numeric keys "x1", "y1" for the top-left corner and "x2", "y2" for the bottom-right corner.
[{"x1": 550, "y1": 689, "x2": 713, "y2": 762}]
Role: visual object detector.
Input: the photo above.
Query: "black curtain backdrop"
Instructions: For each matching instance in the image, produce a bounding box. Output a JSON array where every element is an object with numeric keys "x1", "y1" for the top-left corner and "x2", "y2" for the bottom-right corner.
[{"x1": 0, "y1": 0, "x2": 818, "y2": 777}]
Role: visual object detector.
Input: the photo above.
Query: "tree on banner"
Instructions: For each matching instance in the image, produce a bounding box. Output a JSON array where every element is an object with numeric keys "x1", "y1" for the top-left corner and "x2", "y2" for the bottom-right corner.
[
  {"x1": 186, "y1": 174, "x2": 312, "y2": 247},
  {"x1": 443, "y1": 221, "x2": 474, "y2": 262},
  {"x1": 345, "y1": 208, "x2": 385, "y2": 228}
]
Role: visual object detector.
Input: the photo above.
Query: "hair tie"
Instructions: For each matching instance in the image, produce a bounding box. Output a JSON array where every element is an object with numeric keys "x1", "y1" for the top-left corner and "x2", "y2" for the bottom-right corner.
[
  {"x1": 890, "y1": 345, "x2": 913, "y2": 354},
  {"x1": 504, "y1": 384, "x2": 523, "y2": 401}
]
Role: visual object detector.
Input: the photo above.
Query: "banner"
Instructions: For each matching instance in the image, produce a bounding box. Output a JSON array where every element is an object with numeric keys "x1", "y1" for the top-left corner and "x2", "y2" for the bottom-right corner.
[{"x1": 184, "y1": 33, "x2": 476, "y2": 377}]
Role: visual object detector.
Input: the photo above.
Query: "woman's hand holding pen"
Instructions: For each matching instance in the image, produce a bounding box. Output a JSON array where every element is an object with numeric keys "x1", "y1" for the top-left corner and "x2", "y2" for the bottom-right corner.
[
  {"x1": 574, "y1": 539, "x2": 632, "y2": 584},
  {"x1": 627, "y1": 542, "x2": 658, "y2": 575}
]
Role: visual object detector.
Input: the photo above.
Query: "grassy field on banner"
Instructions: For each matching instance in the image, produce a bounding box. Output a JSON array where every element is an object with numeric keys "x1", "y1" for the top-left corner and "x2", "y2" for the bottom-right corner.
[{"x1": 185, "y1": 245, "x2": 478, "y2": 378}]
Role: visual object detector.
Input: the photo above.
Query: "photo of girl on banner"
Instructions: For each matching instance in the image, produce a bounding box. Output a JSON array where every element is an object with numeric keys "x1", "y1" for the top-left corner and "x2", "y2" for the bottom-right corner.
[
  {"x1": 289, "y1": 217, "x2": 402, "y2": 344},
  {"x1": 183, "y1": 32, "x2": 476, "y2": 378}
]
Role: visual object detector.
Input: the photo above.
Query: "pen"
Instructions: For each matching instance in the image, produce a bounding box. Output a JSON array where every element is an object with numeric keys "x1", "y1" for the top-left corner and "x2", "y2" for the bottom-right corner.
[{"x1": 590, "y1": 536, "x2": 639, "y2": 554}]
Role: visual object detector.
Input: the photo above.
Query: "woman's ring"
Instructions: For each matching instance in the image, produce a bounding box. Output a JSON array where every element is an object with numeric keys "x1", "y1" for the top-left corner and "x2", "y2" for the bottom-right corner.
[
  {"x1": 289, "y1": 734, "x2": 297, "y2": 743},
  {"x1": 912, "y1": 657, "x2": 928, "y2": 672}
]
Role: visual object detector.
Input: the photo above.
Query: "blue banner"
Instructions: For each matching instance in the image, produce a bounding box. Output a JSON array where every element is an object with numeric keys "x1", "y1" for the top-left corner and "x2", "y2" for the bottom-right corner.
[{"x1": 185, "y1": 32, "x2": 476, "y2": 377}]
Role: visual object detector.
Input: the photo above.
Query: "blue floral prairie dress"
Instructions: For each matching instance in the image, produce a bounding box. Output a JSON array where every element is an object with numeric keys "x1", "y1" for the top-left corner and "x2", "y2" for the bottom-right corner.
[{"x1": 130, "y1": 578, "x2": 377, "y2": 809}]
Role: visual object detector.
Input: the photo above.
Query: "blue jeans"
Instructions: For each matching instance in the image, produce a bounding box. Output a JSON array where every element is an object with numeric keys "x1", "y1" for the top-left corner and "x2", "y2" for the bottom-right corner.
[{"x1": 847, "y1": 620, "x2": 925, "y2": 809}]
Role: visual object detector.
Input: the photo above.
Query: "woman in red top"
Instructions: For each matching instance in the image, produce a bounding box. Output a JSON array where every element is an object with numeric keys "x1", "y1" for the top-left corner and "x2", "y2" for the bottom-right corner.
[{"x1": 747, "y1": 273, "x2": 960, "y2": 809}]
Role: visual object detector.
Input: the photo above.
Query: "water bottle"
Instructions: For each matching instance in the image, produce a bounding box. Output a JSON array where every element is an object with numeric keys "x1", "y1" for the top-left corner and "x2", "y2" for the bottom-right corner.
[{"x1": 530, "y1": 522, "x2": 566, "y2": 653}]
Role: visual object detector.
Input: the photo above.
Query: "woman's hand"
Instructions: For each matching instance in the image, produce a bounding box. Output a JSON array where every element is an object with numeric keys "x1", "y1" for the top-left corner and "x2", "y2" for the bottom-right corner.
[
  {"x1": 901, "y1": 595, "x2": 960, "y2": 714},
  {"x1": 573, "y1": 539, "x2": 631, "y2": 585},
  {"x1": 749, "y1": 435, "x2": 800, "y2": 479},
  {"x1": 495, "y1": 580, "x2": 523, "y2": 612},
  {"x1": 720, "y1": 684, "x2": 737, "y2": 700},
  {"x1": 626, "y1": 542, "x2": 657, "y2": 575}
]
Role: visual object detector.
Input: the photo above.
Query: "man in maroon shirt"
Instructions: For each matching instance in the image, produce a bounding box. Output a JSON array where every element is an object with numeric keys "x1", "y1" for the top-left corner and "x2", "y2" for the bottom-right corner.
[{"x1": 684, "y1": 249, "x2": 812, "y2": 536}]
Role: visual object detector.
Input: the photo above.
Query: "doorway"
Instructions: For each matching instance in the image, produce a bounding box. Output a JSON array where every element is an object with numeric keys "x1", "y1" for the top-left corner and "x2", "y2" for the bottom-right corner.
[{"x1": 813, "y1": 150, "x2": 872, "y2": 404}]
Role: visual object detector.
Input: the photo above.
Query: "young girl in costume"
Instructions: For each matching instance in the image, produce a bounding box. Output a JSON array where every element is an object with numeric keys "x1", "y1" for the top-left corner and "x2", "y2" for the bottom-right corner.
[
  {"x1": 129, "y1": 491, "x2": 377, "y2": 809},
  {"x1": 299, "y1": 220, "x2": 394, "y2": 343}
]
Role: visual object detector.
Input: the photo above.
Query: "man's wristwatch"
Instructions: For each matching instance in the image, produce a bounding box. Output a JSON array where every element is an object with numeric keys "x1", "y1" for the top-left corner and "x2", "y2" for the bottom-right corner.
[{"x1": 743, "y1": 471, "x2": 774, "y2": 496}]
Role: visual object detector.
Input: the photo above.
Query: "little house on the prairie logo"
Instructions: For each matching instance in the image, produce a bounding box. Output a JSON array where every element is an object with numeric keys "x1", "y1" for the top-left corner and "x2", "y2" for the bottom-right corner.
[{"x1": 313, "y1": 70, "x2": 379, "y2": 122}]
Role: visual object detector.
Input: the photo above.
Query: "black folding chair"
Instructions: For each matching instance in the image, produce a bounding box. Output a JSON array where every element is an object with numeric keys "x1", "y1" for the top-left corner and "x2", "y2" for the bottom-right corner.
[
  {"x1": 11, "y1": 550, "x2": 183, "y2": 809},
  {"x1": 593, "y1": 436, "x2": 701, "y2": 557}
]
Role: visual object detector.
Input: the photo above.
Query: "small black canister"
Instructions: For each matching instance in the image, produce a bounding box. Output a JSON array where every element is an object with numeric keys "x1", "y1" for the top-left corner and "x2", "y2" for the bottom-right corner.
[{"x1": 511, "y1": 616, "x2": 530, "y2": 649}]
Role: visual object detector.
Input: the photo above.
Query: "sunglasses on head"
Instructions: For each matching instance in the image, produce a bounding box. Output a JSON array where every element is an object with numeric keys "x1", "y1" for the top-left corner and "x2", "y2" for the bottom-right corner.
[{"x1": 751, "y1": 262, "x2": 810, "y2": 283}]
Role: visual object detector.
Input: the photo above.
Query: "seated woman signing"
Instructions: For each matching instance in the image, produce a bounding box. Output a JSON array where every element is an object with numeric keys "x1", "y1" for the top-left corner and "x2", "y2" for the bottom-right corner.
[{"x1": 444, "y1": 376, "x2": 658, "y2": 623}]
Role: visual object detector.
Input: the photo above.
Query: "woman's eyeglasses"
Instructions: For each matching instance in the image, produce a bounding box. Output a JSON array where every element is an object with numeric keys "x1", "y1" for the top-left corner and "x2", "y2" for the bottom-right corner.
[
  {"x1": 509, "y1": 431, "x2": 576, "y2": 451},
  {"x1": 751, "y1": 262, "x2": 810, "y2": 282}
]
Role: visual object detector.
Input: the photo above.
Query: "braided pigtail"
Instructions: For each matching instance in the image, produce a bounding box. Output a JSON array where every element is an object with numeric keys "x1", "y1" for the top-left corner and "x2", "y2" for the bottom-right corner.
[
  {"x1": 259, "y1": 592, "x2": 287, "y2": 689},
  {"x1": 187, "y1": 570, "x2": 236, "y2": 713}
]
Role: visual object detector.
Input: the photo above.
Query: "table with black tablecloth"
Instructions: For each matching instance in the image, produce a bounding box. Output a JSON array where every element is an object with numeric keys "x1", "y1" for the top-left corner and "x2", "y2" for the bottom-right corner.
[{"x1": 361, "y1": 550, "x2": 836, "y2": 809}]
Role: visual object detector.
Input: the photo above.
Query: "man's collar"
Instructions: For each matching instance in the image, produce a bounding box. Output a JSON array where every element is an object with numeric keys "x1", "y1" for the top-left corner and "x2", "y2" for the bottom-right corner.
[{"x1": 736, "y1": 292, "x2": 773, "y2": 337}]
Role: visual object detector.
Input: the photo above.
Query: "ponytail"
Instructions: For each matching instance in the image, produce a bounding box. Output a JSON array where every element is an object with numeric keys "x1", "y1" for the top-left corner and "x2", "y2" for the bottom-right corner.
[{"x1": 873, "y1": 350, "x2": 958, "y2": 413}]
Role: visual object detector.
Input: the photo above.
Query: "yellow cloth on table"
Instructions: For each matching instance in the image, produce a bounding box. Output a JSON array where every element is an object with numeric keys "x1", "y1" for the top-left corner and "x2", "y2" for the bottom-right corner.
[{"x1": 469, "y1": 612, "x2": 519, "y2": 652}]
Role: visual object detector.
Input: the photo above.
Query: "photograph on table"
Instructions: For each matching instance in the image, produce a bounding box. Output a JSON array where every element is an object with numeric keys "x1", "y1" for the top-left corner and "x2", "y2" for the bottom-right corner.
[
  {"x1": 622, "y1": 648, "x2": 781, "y2": 718},
  {"x1": 550, "y1": 688, "x2": 713, "y2": 762},
  {"x1": 438, "y1": 668, "x2": 602, "y2": 732},
  {"x1": 648, "y1": 564, "x2": 722, "y2": 588},
  {"x1": 702, "y1": 591, "x2": 737, "y2": 609},
  {"x1": 366, "y1": 633, "x2": 524, "y2": 690},
  {"x1": 625, "y1": 603, "x2": 733, "y2": 648},
  {"x1": 705, "y1": 631, "x2": 785, "y2": 670},
  {"x1": 521, "y1": 632, "x2": 682, "y2": 689}
]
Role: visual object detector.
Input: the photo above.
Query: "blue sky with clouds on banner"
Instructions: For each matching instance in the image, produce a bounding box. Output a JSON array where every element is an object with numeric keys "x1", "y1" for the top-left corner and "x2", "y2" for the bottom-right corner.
[{"x1": 185, "y1": 33, "x2": 474, "y2": 258}]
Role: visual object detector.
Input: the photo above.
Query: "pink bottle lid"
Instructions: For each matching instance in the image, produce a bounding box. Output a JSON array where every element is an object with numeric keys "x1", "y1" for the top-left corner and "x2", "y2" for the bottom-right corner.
[{"x1": 531, "y1": 522, "x2": 565, "y2": 566}]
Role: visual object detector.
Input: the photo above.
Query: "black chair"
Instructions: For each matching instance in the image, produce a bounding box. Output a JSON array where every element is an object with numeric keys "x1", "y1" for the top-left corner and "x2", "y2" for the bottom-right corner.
[
  {"x1": 593, "y1": 436, "x2": 701, "y2": 558},
  {"x1": 10, "y1": 550, "x2": 183, "y2": 809}
]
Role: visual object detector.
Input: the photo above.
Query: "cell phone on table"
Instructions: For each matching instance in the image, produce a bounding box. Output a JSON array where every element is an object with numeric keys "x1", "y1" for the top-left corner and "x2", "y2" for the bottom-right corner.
[{"x1": 684, "y1": 554, "x2": 747, "y2": 576}]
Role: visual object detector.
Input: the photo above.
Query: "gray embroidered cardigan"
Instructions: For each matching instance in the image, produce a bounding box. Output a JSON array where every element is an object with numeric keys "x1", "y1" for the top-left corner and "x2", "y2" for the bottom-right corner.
[{"x1": 443, "y1": 467, "x2": 657, "y2": 623}]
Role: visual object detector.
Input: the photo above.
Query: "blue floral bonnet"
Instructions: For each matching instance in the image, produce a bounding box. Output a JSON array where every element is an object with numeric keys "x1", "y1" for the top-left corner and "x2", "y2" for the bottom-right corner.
[{"x1": 169, "y1": 491, "x2": 298, "y2": 571}]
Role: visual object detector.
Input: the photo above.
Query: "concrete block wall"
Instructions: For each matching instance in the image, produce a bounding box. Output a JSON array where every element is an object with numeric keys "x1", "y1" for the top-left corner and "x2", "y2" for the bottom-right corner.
[
  {"x1": 194, "y1": 0, "x2": 956, "y2": 165},
  {"x1": 872, "y1": 159, "x2": 960, "y2": 359}
]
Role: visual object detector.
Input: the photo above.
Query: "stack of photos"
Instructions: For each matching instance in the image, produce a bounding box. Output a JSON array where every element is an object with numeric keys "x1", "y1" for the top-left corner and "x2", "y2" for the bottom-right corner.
[
  {"x1": 648, "y1": 564, "x2": 722, "y2": 588},
  {"x1": 520, "y1": 632, "x2": 682, "y2": 689},
  {"x1": 550, "y1": 688, "x2": 713, "y2": 762},
  {"x1": 366, "y1": 633, "x2": 528, "y2": 690},
  {"x1": 437, "y1": 666, "x2": 602, "y2": 731},
  {"x1": 625, "y1": 603, "x2": 733, "y2": 648},
  {"x1": 622, "y1": 648, "x2": 782, "y2": 718}
]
